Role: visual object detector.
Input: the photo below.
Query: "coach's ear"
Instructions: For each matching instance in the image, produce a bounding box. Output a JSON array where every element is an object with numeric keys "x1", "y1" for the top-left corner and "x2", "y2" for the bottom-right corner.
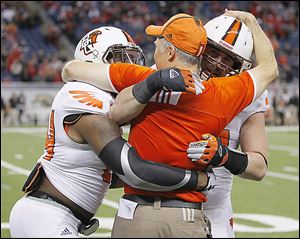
[{"x1": 167, "y1": 45, "x2": 176, "y2": 62}]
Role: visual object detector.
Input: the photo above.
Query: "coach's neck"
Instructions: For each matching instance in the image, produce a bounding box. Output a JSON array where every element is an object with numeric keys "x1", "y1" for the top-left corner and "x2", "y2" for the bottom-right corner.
[{"x1": 167, "y1": 57, "x2": 198, "y2": 72}]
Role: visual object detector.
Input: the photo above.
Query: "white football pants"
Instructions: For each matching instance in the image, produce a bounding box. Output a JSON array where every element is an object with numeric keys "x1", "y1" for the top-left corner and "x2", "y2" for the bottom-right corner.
[
  {"x1": 203, "y1": 198, "x2": 235, "y2": 238},
  {"x1": 9, "y1": 196, "x2": 81, "y2": 238}
]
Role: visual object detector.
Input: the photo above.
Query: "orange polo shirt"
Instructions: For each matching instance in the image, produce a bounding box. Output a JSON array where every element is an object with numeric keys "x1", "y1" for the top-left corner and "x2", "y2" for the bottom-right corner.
[{"x1": 108, "y1": 63, "x2": 255, "y2": 202}]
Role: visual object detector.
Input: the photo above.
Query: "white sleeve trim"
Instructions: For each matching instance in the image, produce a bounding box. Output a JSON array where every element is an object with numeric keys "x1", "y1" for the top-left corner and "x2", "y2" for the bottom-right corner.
[
  {"x1": 106, "y1": 64, "x2": 118, "y2": 93},
  {"x1": 150, "y1": 64, "x2": 157, "y2": 70},
  {"x1": 245, "y1": 70, "x2": 257, "y2": 103}
]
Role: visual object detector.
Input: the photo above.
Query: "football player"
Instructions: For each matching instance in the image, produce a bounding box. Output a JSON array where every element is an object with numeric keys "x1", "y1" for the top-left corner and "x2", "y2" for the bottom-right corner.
[
  {"x1": 187, "y1": 14, "x2": 269, "y2": 238},
  {"x1": 9, "y1": 26, "x2": 210, "y2": 238}
]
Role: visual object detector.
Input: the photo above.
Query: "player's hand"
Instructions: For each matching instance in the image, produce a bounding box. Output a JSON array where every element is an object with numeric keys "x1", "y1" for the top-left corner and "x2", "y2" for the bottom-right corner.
[
  {"x1": 197, "y1": 168, "x2": 216, "y2": 195},
  {"x1": 187, "y1": 133, "x2": 229, "y2": 167},
  {"x1": 160, "y1": 67, "x2": 205, "y2": 95},
  {"x1": 223, "y1": 9, "x2": 256, "y2": 25}
]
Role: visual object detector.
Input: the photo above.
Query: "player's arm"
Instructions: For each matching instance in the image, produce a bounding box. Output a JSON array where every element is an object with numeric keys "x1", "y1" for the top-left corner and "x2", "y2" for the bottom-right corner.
[
  {"x1": 72, "y1": 113, "x2": 211, "y2": 191},
  {"x1": 109, "y1": 68, "x2": 204, "y2": 125},
  {"x1": 238, "y1": 112, "x2": 268, "y2": 180},
  {"x1": 61, "y1": 60, "x2": 116, "y2": 92},
  {"x1": 187, "y1": 113, "x2": 268, "y2": 180},
  {"x1": 108, "y1": 85, "x2": 143, "y2": 125},
  {"x1": 224, "y1": 10, "x2": 278, "y2": 99},
  {"x1": 187, "y1": 113, "x2": 268, "y2": 178}
]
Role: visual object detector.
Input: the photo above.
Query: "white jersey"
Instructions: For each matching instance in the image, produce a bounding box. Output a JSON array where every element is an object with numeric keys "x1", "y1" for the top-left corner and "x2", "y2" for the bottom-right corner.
[
  {"x1": 38, "y1": 81, "x2": 114, "y2": 214},
  {"x1": 204, "y1": 90, "x2": 269, "y2": 210}
]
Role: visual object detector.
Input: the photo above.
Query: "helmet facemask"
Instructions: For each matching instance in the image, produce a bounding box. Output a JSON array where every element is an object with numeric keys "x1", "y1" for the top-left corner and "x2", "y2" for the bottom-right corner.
[
  {"x1": 102, "y1": 43, "x2": 145, "y2": 66},
  {"x1": 200, "y1": 39, "x2": 252, "y2": 80}
]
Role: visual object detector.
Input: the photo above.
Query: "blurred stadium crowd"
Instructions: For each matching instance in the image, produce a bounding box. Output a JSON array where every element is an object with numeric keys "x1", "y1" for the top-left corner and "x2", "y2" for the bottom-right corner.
[{"x1": 1, "y1": 1, "x2": 299, "y2": 126}]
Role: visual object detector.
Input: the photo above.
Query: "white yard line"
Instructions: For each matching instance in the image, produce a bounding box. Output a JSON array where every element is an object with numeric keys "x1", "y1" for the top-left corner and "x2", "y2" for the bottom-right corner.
[
  {"x1": 266, "y1": 126, "x2": 299, "y2": 132},
  {"x1": 1, "y1": 127, "x2": 47, "y2": 133},
  {"x1": 269, "y1": 145, "x2": 298, "y2": 152},
  {"x1": 269, "y1": 145, "x2": 299, "y2": 157},
  {"x1": 266, "y1": 171, "x2": 299, "y2": 181},
  {"x1": 1, "y1": 161, "x2": 31, "y2": 175}
]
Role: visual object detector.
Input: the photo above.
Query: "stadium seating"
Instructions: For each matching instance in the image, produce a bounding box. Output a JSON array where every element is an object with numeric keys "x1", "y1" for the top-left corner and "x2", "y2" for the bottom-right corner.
[{"x1": 1, "y1": 1, "x2": 299, "y2": 126}]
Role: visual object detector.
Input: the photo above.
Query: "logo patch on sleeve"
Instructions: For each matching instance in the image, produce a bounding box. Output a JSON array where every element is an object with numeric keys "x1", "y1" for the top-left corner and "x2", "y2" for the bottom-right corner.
[{"x1": 69, "y1": 90, "x2": 103, "y2": 109}]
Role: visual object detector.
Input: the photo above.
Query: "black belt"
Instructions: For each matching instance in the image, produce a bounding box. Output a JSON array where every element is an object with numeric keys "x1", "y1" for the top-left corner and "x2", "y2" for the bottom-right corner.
[
  {"x1": 27, "y1": 191, "x2": 92, "y2": 225},
  {"x1": 123, "y1": 194, "x2": 203, "y2": 210}
]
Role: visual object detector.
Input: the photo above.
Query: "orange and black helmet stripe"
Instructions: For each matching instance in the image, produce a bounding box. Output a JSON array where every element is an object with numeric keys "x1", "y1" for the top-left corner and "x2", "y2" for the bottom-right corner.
[{"x1": 221, "y1": 19, "x2": 242, "y2": 46}]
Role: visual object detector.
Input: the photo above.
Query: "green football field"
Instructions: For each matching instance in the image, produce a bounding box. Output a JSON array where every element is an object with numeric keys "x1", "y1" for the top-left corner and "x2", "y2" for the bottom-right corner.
[{"x1": 1, "y1": 126, "x2": 299, "y2": 238}]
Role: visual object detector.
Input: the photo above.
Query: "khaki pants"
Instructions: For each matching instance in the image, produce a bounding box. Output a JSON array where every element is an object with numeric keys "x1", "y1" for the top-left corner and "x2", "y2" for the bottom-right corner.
[{"x1": 112, "y1": 201, "x2": 211, "y2": 238}]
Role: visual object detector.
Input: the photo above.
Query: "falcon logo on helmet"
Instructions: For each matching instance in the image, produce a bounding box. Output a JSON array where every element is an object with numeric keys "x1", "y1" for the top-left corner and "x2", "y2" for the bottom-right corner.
[
  {"x1": 89, "y1": 30, "x2": 102, "y2": 45},
  {"x1": 79, "y1": 30, "x2": 102, "y2": 56}
]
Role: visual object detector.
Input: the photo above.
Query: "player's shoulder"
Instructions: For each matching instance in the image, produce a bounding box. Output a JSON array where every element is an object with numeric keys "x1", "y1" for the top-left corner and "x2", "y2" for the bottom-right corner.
[
  {"x1": 55, "y1": 81, "x2": 114, "y2": 115},
  {"x1": 242, "y1": 89, "x2": 269, "y2": 114},
  {"x1": 62, "y1": 81, "x2": 108, "y2": 92},
  {"x1": 61, "y1": 81, "x2": 113, "y2": 99}
]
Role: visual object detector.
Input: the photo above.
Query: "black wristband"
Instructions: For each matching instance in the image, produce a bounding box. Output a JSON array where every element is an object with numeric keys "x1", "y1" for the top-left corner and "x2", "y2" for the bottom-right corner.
[
  {"x1": 132, "y1": 80, "x2": 155, "y2": 104},
  {"x1": 132, "y1": 68, "x2": 187, "y2": 104},
  {"x1": 132, "y1": 70, "x2": 164, "y2": 104},
  {"x1": 223, "y1": 147, "x2": 248, "y2": 175}
]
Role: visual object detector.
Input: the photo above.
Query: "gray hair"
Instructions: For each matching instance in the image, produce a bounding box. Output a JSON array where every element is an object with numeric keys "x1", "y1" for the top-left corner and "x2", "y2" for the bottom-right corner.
[{"x1": 159, "y1": 38, "x2": 202, "y2": 70}]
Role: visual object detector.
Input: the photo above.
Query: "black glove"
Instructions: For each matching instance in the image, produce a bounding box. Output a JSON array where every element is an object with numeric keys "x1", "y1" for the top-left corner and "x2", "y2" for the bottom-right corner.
[{"x1": 132, "y1": 67, "x2": 203, "y2": 104}]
